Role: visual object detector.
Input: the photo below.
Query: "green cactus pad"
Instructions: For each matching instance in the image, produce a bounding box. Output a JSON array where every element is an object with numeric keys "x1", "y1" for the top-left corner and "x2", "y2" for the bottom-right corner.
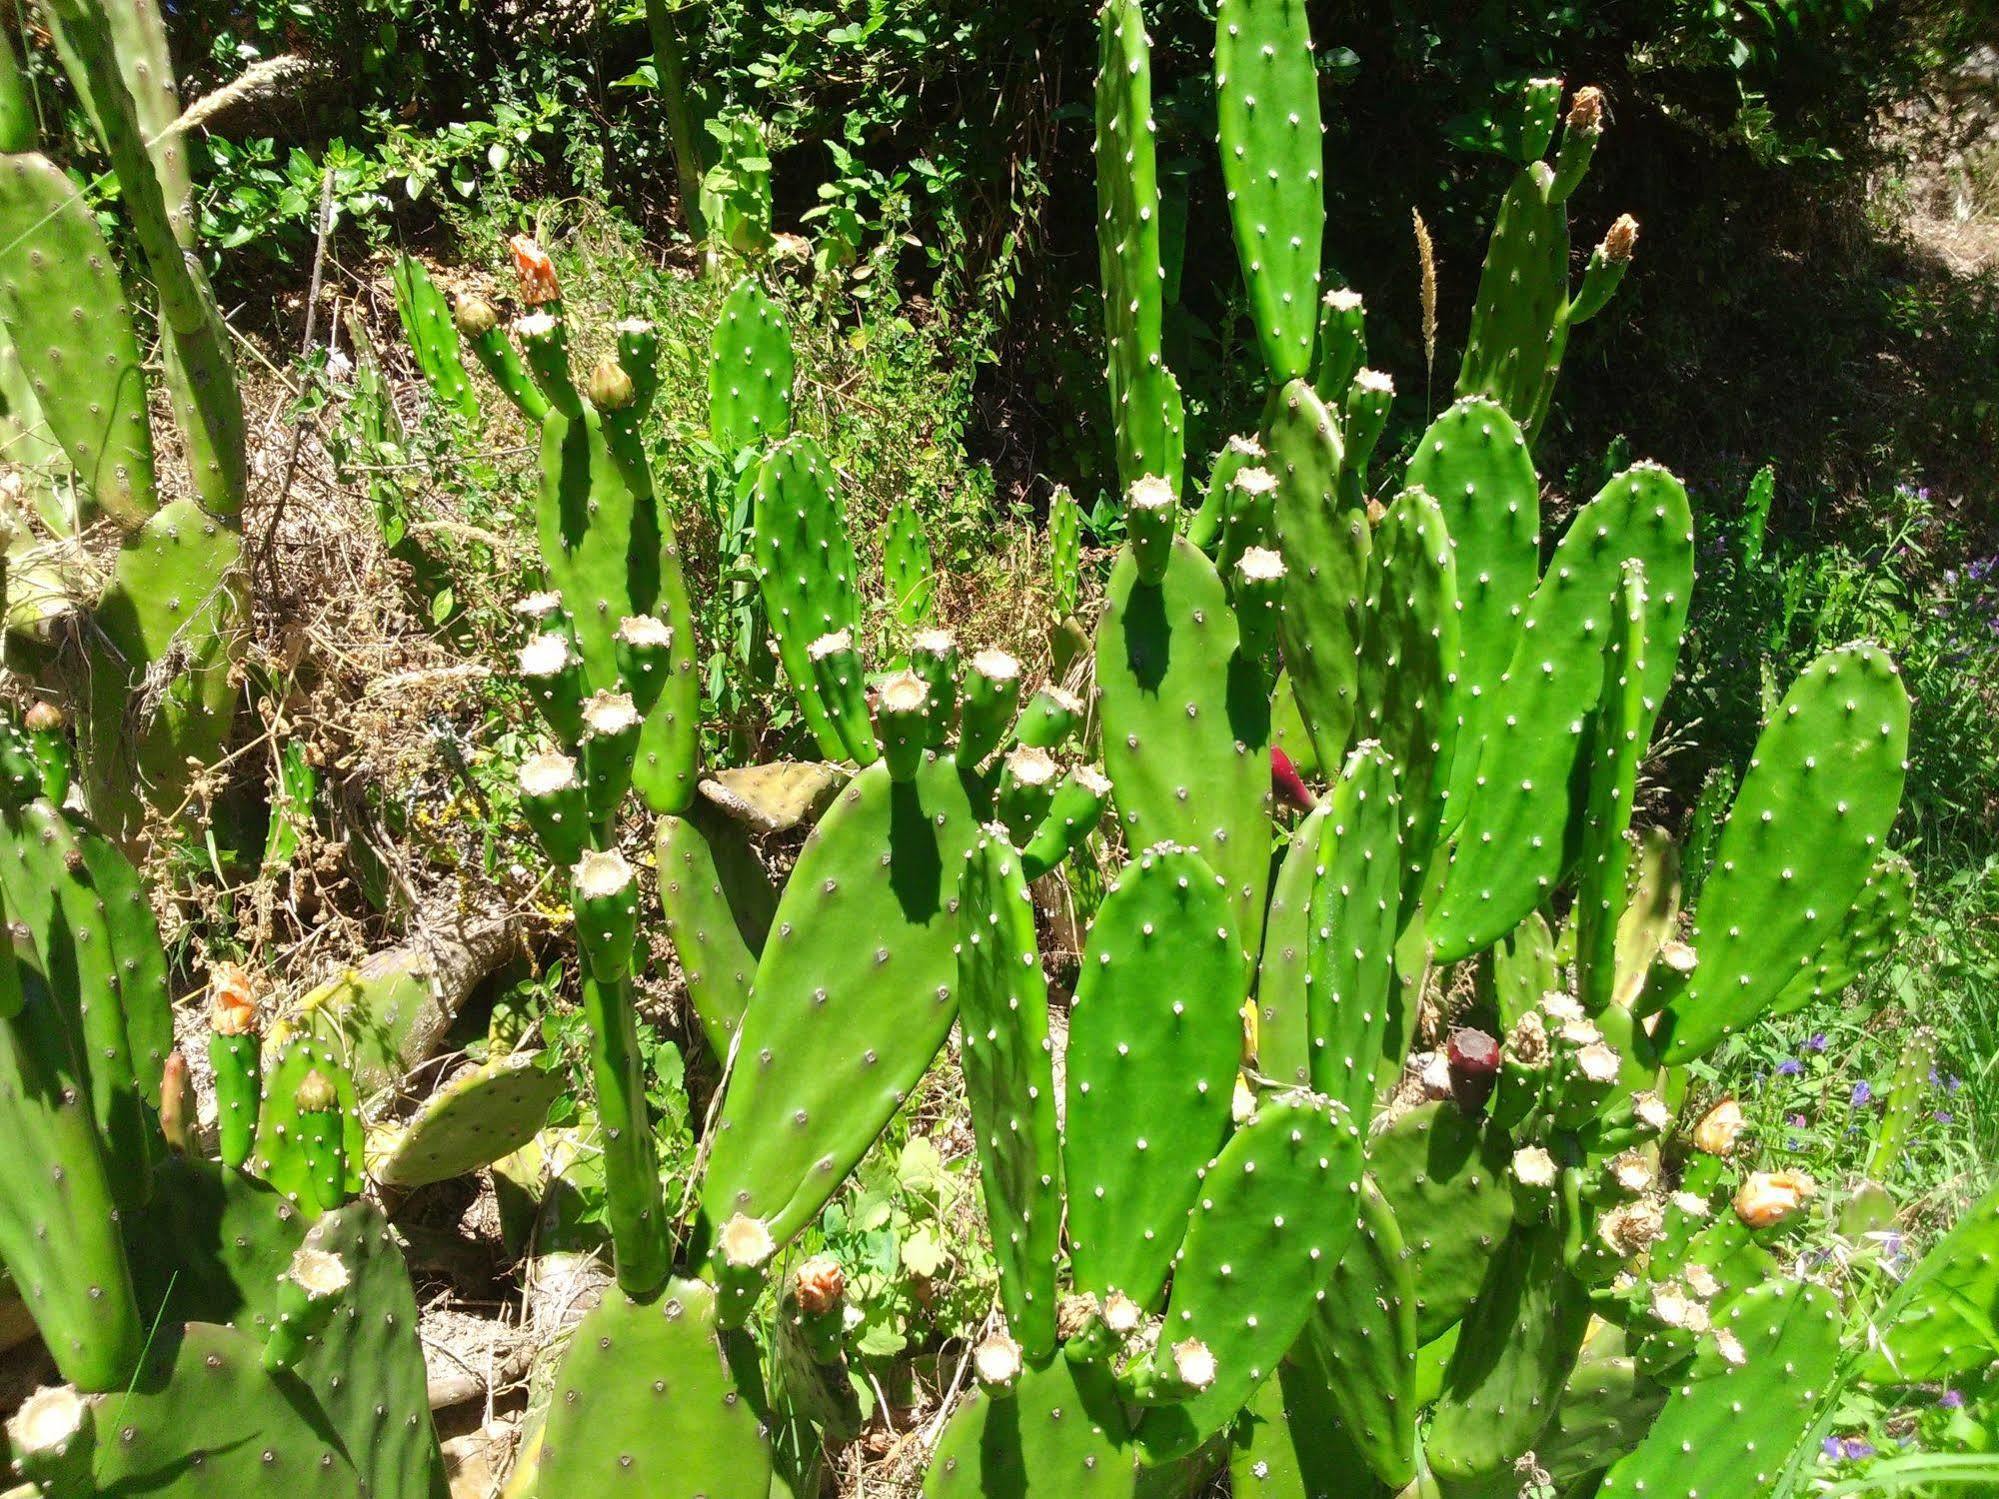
[
  {"x1": 0, "y1": 800, "x2": 170, "y2": 1185},
  {"x1": 1600, "y1": 1279, "x2": 1840, "y2": 1498},
  {"x1": 1096, "y1": 0, "x2": 1184, "y2": 494},
  {"x1": 536, "y1": 408, "x2": 699, "y2": 814},
  {"x1": 86, "y1": 1321, "x2": 359, "y2": 1494},
  {"x1": 125, "y1": 1155, "x2": 303, "y2": 1332},
  {"x1": 1537, "y1": 1341, "x2": 1666, "y2": 1487},
  {"x1": 1254, "y1": 801, "x2": 1329, "y2": 1090},
  {"x1": 0, "y1": 960, "x2": 143, "y2": 1390},
  {"x1": 1573, "y1": 561, "x2": 1648, "y2": 1014},
  {"x1": 1300, "y1": 1177, "x2": 1418, "y2": 1488},
  {"x1": 1431, "y1": 464, "x2": 1693, "y2": 963},
  {"x1": 288, "y1": 948, "x2": 447, "y2": 1092},
  {"x1": 753, "y1": 434, "x2": 862, "y2": 758},
  {"x1": 253, "y1": 1037, "x2": 366, "y2": 1215},
  {"x1": 1214, "y1": 0, "x2": 1323, "y2": 383},
  {"x1": 1612, "y1": 827, "x2": 1681, "y2": 1010},
  {"x1": 293, "y1": 1200, "x2": 449, "y2": 1499},
  {"x1": 1229, "y1": 1354, "x2": 1386, "y2": 1499},
  {"x1": 1305, "y1": 744, "x2": 1403, "y2": 1119},
  {"x1": 370, "y1": 1051, "x2": 562, "y2": 1188},
  {"x1": 1771, "y1": 845, "x2": 1915, "y2": 1020},
  {"x1": 701, "y1": 757, "x2": 981, "y2": 1285},
  {"x1": 1424, "y1": 1217, "x2": 1592, "y2": 1482},
  {"x1": 884, "y1": 497, "x2": 936, "y2": 629},
  {"x1": 1455, "y1": 161, "x2": 1567, "y2": 432},
  {"x1": 0, "y1": 151, "x2": 155, "y2": 525},
  {"x1": 1355, "y1": 490, "x2": 1458, "y2": 894},
  {"x1": 1095, "y1": 534, "x2": 1272, "y2": 950},
  {"x1": 1858, "y1": 1177, "x2": 1999, "y2": 1384},
  {"x1": 1659, "y1": 642, "x2": 1908, "y2": 1063},
  {"x1": 1402, "y1": 398, "x2": 1540, "y2": 818},
  {"x1": 709, "y1": 275, "x2": 794, "y2": 459},
  {"x1": 1265, "y1": 379, "x2": 1361, "y2": 766},
  {"x1": 537, "y1": 1278, "x2": 773, "y2": 1499},
  {"x1": 83, "y1": 498, "x2": 243, "y2": 834},
  {"x1": 1064, "y1": 843, "x2": 1248, "y2": 1313},
  {"x1": 1367, "y1": 1101, "x2": 1516, "y2": 1342},
  {"x1": 655, "y1": 806, "x2": 775, "y2": 1053},
  {"x1": 1478, "y1": 909, "x2": 1556, "y2": 1034},
  {"x1": 1136, "y1": 1090, "x2": 1364, "y2": 1463},
  {"x1": 956, "y1": 833, "x2": 1063, "y2": 1358},
  {"x1": 925, "y1": 1352, "x2": 1133, "y2": 1497},
  {"x1": 391, "y1": 254, "x2": 479, "y2": 424}
]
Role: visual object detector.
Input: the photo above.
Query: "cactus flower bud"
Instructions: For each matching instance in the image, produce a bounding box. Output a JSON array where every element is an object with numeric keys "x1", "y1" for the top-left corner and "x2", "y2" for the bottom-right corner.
[
  {"x1": 1567, "y1": 85, "x2": 1605, "y2": 135},
  {"x1": 287, "y1": 1246, "x2": 351, "y2": 1301},
  {"x1": 1576, "y1": 1042, "x2": 1621, "y2": 1086},
  {"x1": 23, "y1": 701, "x2": 64, "y2": 733},
  {"x1": 1598, "y1": 1199, "x2": 1665, "y2": 1258},
  {"x1": 9, "y1": 1384, "x2": 89, "y2": 1461},
  {"x1": 974, "y1": 1331, "x2": 1023, "y2": 1389},
  {"x1": 586, "y1": 359, "x2": 637, "y2": 412},
  {"x1": 1512, "y1": 1145, "x2": 1558, "y2": 1189},
  {"x1": 209, "y1": 962, "x2": 260, "y2": 1036},
  {"x1": 294, "y1": 1068, "x2": 338, "y2": 1114},
  {"x1": 1632, "y1": 1091, "x2": 1672, "y2": 1136},
  {"x1": 1056, "y1": 1293, "x2": 1100, "y2": 1342},
  {"x1": 519, "y1": 631, "x2": 574, "y2": 679},
  {"x1": 453, "y1": 295, "x2": 499, "y2": 337},
  {"x1": 514, "y1": 590, "x2": 564, "y2": 624},
  {"x1": 1694, "y1": 1098, "x2": 1746, "y2": 1156},
  {"x1": 1607, "y1": 1150, "x2": 1656, "y2": 1196},
  {"x1": 793, "y1": 1255, "x2": 845, "y2": 1316},
  {"x1": 718, "y1": 1213, "x2": 775, "y2": 1269},
  {"x1": 509, "y1": 235, "x2": 561, "y2": 306},
  {"x1": 1733, "y1": 1170, "x2": 1815, "y2": 1229},
  {"x1": 581, "y1": 690, "x2": 640, "y2": 738},
  {"x1": 1602, "y1": 215, "x2": 1640, "y2": 264},
  {"x1": 1506, "y1": 1011, "x2": 1550, "y2": 1067},
  {"x1": 1170, "y1": 1337, "x2": 1217, "y2": 1392},
  {"x1": 1448, "y1": 1027, "x2": 1502, "y2": 1111},
  {"x1": 520, "y1": 749, "x2": 580, "y2": 796},
  {"x1": 159, "y1": 1050, "x2": 195, "y2": 1154},
  {"x1": 1540, "y1": 992, "x2": 1585, "y2": 1025},
  {"x1": 1102, "y1": 1290, "x2": 1144, "y2": 1337}
]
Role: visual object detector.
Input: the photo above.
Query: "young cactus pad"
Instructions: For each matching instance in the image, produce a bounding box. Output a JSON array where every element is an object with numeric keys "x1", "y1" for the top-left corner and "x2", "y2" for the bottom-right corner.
[{"x1": 370, "y1": 1051, "x2": 563, "y2": 1189}]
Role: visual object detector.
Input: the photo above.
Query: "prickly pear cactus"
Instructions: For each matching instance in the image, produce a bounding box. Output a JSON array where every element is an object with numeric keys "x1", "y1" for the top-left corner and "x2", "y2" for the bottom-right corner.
[
  {"x1": 1658, "y1": 642, "x2": 1909, "y2": 1061},
  {"x1": 710, "y1": 275, "x2": 795, "y2": 459},
  {"x1": 84, "y1": 1321, "x2": 361, "y2": 1494},
  {"x1": 654, "y1": 805, "x2": 775, "y2": 1053},
  {"x1": 955, "y1": 833, "x2": 1063, "y2": 1358},
  {"x1": 371, "y1": 1051, "x2": 562, "y2": 1189},
  {"x1": 1431, "y1": 464, "x2": 1693, "y2": 962},
  {"x1": 701, "y1": 757, "x2": 981, "y2": 1299},
  {"x1": 1063, "y1": 844, "x2": 1247, "y2": 1315},
  {"x1": 927, "y1": 1353, "x2": 1133, "y2": 1496},
  {"x1": 1094, "y1": 532, "x2": 1272, "y2": 948},
  {"x1": 253, "y1": 1037, "x2": 365, "y2": 1214},
  {"x1": 1366, "y1": 1101, "x2": 1515, "y2": 1342},
  {"x1": 392, "y1": 254, "x2": 479, "y2": 424},
  {"x1": 1134, "y1": 1091, "x2": 1364, "y2": 1463},
  {"x1": 1600, "y1": 1280, "x2": 1840, "y2": 1498},
  {"x1": 1300, "y1": 1178, "x2": 1418, "y2": 1489},
  {"x1": 535, "y1": 1278, "x2": 772, "y2": 1499},
  {"x1": 1265, "y1": 380, "x2": 1360, "y2": 766},
  {"x1": 1252, "y1": 801, "x2": 1330, "y2": 1091},
  {"x1": 0, "y1": 152, "x2": 155, "y2": 525},
  {"x1": 753, "y1": 433, "x2": 862, "y2": 757},
  {"x1": 1214, "y1": 0, "x2": 1323, "y2": 384},
  {"x1": 1095, "y1": 0, "x2": 1184, "y2": 493}
]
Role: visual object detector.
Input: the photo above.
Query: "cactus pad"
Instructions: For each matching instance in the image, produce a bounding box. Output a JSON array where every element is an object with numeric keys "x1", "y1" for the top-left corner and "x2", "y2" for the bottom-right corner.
[
  {"x1": 655, "y1": 806, "x2": 775, "y2": 1053},
  {"x1": 537, "y1": 1278, "x2": 772, "y2": 1499},
  {"x1": 925, "y1": 1353, "x2": 1133, "y2": 1497},
  {"x1": 1266, "y1": 379, "x2": 1361, "y2": 765},
  {"x1": 371, "y1": 1051, "x2": 562, "y2": 1188},
  {"x1": 1366, "y1": 1101, "x2": 1515, "y2": 1341},
  {"x1": 1660, "y1": 642, "x2": 1908, "y2": 1063},
  {"x1": 955, "y1": 833, "x2": 1063, "y2": 1358},
  {"x1": 1064, "y1": 844, "x2": 1247, "y2": 1313}
]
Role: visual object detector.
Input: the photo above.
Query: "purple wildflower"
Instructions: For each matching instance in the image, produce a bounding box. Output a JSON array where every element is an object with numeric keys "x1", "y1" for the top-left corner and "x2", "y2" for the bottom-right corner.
[
  {"x1": 1935, "y1": 1110, "x2": 1954, "y2": 1125},
  {"x1": 1851, "y1": 1081, "x2": 1875, "y2": 1106},
  {"x1": 1941, "y1": 1389, "x2": 1965, "y2": 1410},
  {"x1": 1776, "y1": 1058, "x2": 1804, "y2": 1077},
  {"x1": 1804, "y1": 1033, "x2": 1828, "y2": 1054}
]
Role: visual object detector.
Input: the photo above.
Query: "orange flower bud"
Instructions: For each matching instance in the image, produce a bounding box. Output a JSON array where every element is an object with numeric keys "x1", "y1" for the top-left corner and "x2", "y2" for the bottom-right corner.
[
  {"x1": 209, "y1": 962, "x2": 260, "y2": 1037},
  {"x1": 1733, "y1": 1170, "x2": 1816, "y2": 1229},
  {"x1": 509, "y1": 235, "x2": 561, "y2": 307},
  {"x1": 1693, "y1": 1098, "x2": 1745, "y2": 1156},
  {"x1": 793, "y1": 1255, "x2": 845, "y2": 1317}
]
